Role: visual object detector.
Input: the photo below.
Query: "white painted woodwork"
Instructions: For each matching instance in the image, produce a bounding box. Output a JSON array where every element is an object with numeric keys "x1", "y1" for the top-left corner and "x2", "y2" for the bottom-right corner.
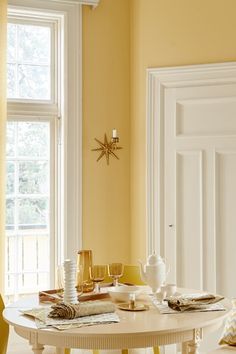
[
  {"x1": 147, "y1": 62, "x2": 236, "y2": 299},
  {"x1": 8, "y1": 0, "x2": 83, "y2": 266},
  {"x1": 44, "y1": 0, "x2": 100, "y2": 8},
  {"x1": 215, "y1": 151, "x2": 236, "y2": 296},
  {"x1": 147, "y1": 63, "x2": 236, "y2": 352}
]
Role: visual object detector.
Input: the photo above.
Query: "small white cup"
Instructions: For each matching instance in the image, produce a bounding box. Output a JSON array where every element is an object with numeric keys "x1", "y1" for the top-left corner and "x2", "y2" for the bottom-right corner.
[{"x1": 155, "y1": 285, "x2": 167, "y2": 304}]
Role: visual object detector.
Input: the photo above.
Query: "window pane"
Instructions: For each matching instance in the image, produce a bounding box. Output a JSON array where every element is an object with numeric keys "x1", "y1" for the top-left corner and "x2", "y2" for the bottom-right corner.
[
  {"x1": 7, "y1": 237, "x2": 17, "y2": 273},
  {"x1": 18, "y1": 122, "x2": 49, "y2": 158},
  {"x1": 18, "y1": 198, "x2": 48, "y2": 230},
  {"x1": 38, "y1": 273, "x2": 49, "y2": 288},
  {"x1": 6, "y1": 275, "x2": 15, "y2": 293},
  {"x1": 6, "y1": 199, "x2": 15, "y2": 228},
  {"x1": 7, "y1": 63, "x2": 16, "y2": 98},
  {"x1": 38, "y1": 236, "x2": 50, "y2": 271},
  {"x1": 7, "y1": 23, "x2": 16, "y2": 62},
  {"x1": 7, "y1": 22, "x2": 52, "y2": 100},
  {"x1": 23, "y1": 273, "x2": 37, "y2": 289},
  {"x1": 19, "y1": 161, "x2": 49, "y2": 194},
  {"x1": 6, "y1": 122, "x2": 16, "y2": 157},
  {"x1": 22, "y1": 236, "x2": 37, "y2": 271},
  {"x1": 18, "y1": 64, "x2": 50, "y2": 100},
  {"x1": 18, "y1": 24, "x2": 50, "y2": 64},
  {"x1": 7, "y1": 162, "x2": 15, "y2": 194}
]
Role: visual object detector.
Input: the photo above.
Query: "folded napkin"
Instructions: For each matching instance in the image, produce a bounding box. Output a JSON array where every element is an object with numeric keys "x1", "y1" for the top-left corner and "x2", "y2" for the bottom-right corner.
[
  {"x1": 48, "y1": 300, "x2": 116, "y2": 319},
  {"x1": 20, "y1": 306, "x2": 120, "y2": 331},
  {"x1": 167, "y1": 293, "x2": 224, "y2": 312}
]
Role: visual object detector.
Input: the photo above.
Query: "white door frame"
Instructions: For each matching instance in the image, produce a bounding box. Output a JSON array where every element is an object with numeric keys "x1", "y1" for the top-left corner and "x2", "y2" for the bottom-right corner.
[{"x1": 146, "y1": 61, "x2": 236, "y2": 257}]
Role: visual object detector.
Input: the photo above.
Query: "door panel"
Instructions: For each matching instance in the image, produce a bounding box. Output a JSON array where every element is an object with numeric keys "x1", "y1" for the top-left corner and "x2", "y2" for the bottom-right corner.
[
  {"x1": 176, "y1": 151, "x2": 203, "y2": 290},
  {"x1": 164, "y1": 82, "x2": 236, "y2": 297},
  {"x1": 215, "y1": 151, "x2": 236, "y2": 297},
  {"x1": 176, "y1": 98, "x2": 236, "y2": 136}
]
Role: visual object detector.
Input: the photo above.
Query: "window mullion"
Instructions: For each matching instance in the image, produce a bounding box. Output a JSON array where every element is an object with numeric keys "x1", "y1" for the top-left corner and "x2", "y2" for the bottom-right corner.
[
  {"x1": 8, "y1": 102, "x2": 59, "y2": 117},
  {"x1": 15, "y1": 122, "x2": 20, "y2": 296},
  {"x1": 15, "y1": 24, "x2": 19, "y2": 98}
]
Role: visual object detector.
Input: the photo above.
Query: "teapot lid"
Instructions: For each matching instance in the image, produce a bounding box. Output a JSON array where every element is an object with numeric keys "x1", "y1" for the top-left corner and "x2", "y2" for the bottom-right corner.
[{"x1": 147, "y1": 252, "x2": 163, "y2": 265}]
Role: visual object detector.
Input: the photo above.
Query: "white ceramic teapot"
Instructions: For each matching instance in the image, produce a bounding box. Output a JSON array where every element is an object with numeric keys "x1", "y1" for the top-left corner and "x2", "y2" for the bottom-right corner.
[{"x1": 139, "y1": 253, "x2": 166, "y2": 293}]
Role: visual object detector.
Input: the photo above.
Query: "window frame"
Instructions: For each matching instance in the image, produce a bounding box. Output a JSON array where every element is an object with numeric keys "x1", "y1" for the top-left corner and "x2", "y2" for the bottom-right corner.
[{"x1": 7, "y1": 0, "x2": 83, "y2": 293}]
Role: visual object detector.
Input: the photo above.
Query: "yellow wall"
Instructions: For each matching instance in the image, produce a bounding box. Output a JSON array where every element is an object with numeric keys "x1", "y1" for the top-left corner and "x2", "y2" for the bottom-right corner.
[
  {"x1": 82, "y1": 0, "x2": 131, "y2": 264},
  {"x1": 130, "y1": 0, "x2": 236, "y2": 262},
  {"x1": 82, "y1": 0, "x2": 236, "y2": 265}
]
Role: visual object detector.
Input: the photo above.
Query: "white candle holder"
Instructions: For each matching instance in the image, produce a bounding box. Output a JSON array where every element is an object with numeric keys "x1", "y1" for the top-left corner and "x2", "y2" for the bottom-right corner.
[{"x1": 63, "y1": 259, "x2": 78, "y2": 304}]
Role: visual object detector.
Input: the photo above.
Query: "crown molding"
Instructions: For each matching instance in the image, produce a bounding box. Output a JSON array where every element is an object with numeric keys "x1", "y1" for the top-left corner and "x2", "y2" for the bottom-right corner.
[{"x1": 41, "y1": 0, "x2": 100, "y2": 8}]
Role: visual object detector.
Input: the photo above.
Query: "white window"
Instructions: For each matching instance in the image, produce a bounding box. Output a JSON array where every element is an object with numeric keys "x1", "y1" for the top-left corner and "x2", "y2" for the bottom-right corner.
[
  {"x1": 6, "y1": 15, "x2": 57, "y2": 295},
  {"x1": 6, "y1": 0, "x2": 84, "y2": 296}
]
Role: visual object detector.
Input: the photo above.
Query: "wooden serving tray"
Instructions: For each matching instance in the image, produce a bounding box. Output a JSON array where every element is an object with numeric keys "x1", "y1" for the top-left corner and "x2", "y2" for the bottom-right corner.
[
  {"x1": 39, "y1": 282, "x2": 134, "y2": 303},
  {"x1": 39, "y1": 288, "x2": 111, "y2": 303}
]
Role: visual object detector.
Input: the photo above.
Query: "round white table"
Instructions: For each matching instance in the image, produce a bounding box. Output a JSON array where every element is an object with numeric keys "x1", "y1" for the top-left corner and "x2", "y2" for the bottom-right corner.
[{"x1": 3, "y1": 292, "x2": 231, "y2": 354}]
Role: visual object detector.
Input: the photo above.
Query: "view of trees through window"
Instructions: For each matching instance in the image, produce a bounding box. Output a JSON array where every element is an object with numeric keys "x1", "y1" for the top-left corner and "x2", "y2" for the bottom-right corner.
[
  {"x1": 6, "y1": 122, "x2": 50, "y2": 294},
  {"x1": 6, "y1": 18, "x2": 53, "y2": 295},
  {"x1": 7, "y1": 22, "x2": 51, "y2": 100}
]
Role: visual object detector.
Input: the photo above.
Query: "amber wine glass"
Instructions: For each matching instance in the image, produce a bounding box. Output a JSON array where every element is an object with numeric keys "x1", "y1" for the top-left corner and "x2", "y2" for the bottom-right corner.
[
  {"x1": 108, "y1": 263, "x2": 124, "y2": 286},
  {"x1": 89, "y1": 265, "x2": 107, "y2": 293}
]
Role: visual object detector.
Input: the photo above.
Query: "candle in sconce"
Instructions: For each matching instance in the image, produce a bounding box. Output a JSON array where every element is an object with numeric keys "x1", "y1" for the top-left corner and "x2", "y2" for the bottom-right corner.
[
  {"x1": 129, "y1": 293, "x2": 136, "y2": 309},
  {"x1": 112, "y1": 129, "x2": 117, "y2": 138},
  {"x1": 92, "y1": 128, "x2": 122, "y2": 164}
]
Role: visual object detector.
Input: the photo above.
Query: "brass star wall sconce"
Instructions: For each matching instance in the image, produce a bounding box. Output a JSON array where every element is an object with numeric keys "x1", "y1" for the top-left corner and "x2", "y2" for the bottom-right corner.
[{"x1": 92, "y1": 129, "x2": 123, "y2": 165}]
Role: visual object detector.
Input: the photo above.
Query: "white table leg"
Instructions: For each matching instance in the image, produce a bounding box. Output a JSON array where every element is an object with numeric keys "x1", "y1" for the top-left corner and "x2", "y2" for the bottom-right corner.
[
  {"x1": 182, "y1": 341, "x2": 189, "y2": 354},
  {"x1": 187, "y1": 328, "x2": 202, "y2": 354},
  {"x1": 187, "y1": 340, "x2": 200, "y2": 354},
  {"x1": 56, "y1": 348, "x2": 65, "y2": 354},
  {"x1": 31, "y1": 343, "x2": 45, "y2": 354}
]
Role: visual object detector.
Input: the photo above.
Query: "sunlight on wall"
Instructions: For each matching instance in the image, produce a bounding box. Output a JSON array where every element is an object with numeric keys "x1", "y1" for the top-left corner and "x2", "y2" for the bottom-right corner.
[
  {"x1": 130, "y1": 0, "x2": 236, "y2": 262},
  {"x1": 82, "y1": 0, "x2": 130, "y2": 264},
  {"x1": 81, "y1": 0, "x2": 236, "y2": 265}
]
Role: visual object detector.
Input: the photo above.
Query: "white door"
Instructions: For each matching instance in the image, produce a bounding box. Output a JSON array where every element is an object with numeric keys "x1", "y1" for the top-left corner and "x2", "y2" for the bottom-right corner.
[
  {"x1": 165, "y1": 83, "x2": 236, "y2": 297},
  {"x1": 147, "y1": 63, "x2": 236, "y2": 351}
]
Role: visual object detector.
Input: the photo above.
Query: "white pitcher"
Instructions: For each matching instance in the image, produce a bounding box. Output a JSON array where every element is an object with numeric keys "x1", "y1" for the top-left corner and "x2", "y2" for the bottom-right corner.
[{"x1": 139, "y1": 253, "x2": 166, "y2": 293}]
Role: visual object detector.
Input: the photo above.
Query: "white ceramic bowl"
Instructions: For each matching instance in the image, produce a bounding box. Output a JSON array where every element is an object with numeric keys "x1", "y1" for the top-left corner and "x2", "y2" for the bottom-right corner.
[{"x1": 108, "y1": 285, "x2": 142, "y2": 302}]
